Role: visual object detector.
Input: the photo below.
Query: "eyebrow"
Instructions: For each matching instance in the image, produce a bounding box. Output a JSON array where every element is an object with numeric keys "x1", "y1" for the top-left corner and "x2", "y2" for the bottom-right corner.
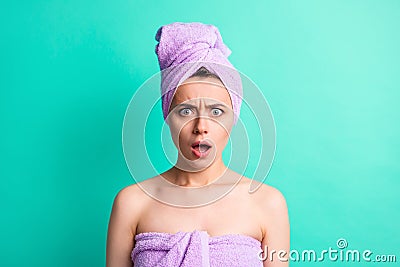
[{"x1": 176, "y1": 103, "x2": 227, "y2": 109}]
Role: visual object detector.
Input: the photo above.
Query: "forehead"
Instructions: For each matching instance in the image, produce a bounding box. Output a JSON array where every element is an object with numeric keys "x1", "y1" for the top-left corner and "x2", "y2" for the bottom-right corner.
[{"x1": 171, "y1": 77, "x2": 233, "y2": 107}]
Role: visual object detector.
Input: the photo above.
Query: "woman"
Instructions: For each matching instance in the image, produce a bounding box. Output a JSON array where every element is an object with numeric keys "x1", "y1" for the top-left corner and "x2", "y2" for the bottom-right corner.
[{"x1": 106, "y1": 22, "x2": 290, "y2": 267}]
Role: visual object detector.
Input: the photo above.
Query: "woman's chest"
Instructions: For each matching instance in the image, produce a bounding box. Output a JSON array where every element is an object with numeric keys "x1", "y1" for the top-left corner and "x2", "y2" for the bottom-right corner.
[{"x1": 136, "y1": 194, "x2": 264, "y2": 241}]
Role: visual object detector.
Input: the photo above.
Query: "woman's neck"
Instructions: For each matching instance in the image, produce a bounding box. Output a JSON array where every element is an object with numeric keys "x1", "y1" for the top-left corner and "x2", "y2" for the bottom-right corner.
[{"x1": 166, "y1": 159, "x2": 228, "y2": 187}]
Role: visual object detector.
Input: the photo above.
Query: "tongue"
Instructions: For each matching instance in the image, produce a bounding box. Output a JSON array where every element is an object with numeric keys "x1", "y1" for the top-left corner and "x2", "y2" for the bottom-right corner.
[
  {"x1": 199, "y1": 145, "x2": 208, "y2": 153},
  {"x1": 194, "y1": 145, "x2": 209, "y2": 153}
]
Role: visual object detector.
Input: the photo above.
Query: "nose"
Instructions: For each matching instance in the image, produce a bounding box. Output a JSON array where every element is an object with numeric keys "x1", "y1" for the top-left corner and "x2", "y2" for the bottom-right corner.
[{"x1": 193, "y1": 116, "x2": 208, "y2": 134}]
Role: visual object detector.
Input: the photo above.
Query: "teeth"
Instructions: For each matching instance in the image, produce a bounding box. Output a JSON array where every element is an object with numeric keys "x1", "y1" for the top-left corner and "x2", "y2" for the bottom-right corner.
[{"x1": 192, "y1": 142, "x2": 211, "y2": 154}]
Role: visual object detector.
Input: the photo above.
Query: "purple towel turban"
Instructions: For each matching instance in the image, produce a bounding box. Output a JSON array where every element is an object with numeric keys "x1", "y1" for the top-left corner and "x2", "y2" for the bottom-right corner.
[{"x1": 155, "y1": 22, "x2": 243, "y2": 124}]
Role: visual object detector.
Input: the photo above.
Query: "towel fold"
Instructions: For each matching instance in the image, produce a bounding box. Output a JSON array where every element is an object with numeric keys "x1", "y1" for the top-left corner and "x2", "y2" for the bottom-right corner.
[{"x1": 131, "y1": 230, "x2": 263, "y2": 267}]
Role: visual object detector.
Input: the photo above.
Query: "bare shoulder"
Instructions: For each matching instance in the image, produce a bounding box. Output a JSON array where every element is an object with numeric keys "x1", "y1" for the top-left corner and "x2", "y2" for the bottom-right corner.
[
  {"x1": 114, "y1": 183, "x2": 143, "y2": 204},
  {"x1": 256, "y1": 183, "x2": 287, "y2": 210},
  {"x1": 238, "y1": 176, "x2": 288, "y2": 211},
  {"x1": 106, "y1": 182, "x2": 152, "y2": 267},
  {"x1": 238, "y1": 177, "x2": 289, "y2": 244},
  {"x1": 110, "y1": 182, "x2": 153, "y2": 231},
  {"x1": 112, "y1": 181, "x2": 153, "y2": 211}
]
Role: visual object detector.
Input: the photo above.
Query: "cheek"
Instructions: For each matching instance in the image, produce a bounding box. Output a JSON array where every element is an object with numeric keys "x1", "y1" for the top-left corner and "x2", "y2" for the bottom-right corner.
[
  {"x1": 169, "y1": 121, "x2": 191, "y2": 147},
  {"x1": 213, "y1": 125, "x2": 231, "y2": 149},
  {"x1": 213, "y1": 114, "x2": 234, "y2": 134},
  {"x1": 168, "y1": 122, "x2": 180, "y2": 147}
]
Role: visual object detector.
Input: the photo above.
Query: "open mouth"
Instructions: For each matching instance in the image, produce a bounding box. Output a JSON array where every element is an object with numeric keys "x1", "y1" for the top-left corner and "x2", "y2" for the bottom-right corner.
[
  {"x1": 193, "y1": 144, "x2": 211, "y2": 152},
  {"x1": 191, "y1": 140, "x2": 212, "y2": 157}
]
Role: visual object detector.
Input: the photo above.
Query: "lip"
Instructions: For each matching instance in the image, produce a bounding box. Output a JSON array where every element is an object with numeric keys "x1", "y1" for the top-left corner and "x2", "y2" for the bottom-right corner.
[
  {"x1": 191, "y1": 140, "x2": 212, "y2": 147},
  {"x1": 191, "y1": 140, "x2": 212, "y2": 158}
]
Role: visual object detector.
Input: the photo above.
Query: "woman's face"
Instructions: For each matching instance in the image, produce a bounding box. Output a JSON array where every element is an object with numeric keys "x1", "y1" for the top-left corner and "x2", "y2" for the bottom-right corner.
[{"x1": 167, "y1": 77, "x2": 234, "y2": 171}]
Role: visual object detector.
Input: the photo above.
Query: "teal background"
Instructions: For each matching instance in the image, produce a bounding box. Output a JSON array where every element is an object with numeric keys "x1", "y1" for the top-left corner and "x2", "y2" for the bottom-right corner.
[{"x1": 1, "y1": 0, "x2": 399, "y2": 266}]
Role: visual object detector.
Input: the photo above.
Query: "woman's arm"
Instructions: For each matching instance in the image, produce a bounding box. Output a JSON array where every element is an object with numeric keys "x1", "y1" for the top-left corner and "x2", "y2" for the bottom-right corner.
[
  {"x1": 106, "y1": 186, "x2": 142, "y2": 267},
  {"x1": 260, "y1": 186, "x2": 290, "y2": 267}
]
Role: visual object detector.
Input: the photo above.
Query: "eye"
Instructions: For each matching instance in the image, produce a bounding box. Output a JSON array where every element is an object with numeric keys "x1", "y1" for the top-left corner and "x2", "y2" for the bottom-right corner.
[
  {"x1": 211, "y1": 108, "x2": 224, "y2": 116},
  {"x1": 178, "y1": 108, "x2": 193, "y2": 116}
]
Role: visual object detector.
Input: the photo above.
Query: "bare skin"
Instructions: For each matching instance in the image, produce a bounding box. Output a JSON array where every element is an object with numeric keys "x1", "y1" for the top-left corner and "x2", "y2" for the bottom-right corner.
[{"x1": 106, "y1": 77, "x2": 290, "y2": 267}]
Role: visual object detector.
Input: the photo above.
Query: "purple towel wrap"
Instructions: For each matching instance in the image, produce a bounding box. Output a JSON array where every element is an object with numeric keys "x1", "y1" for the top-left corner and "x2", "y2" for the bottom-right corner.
[
  {"x1": 155, "y1": 22, "x2": 243, "y2": 124},
  {"x1": 131, "y1": 230, "x2": 263, "y2": 266}
]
